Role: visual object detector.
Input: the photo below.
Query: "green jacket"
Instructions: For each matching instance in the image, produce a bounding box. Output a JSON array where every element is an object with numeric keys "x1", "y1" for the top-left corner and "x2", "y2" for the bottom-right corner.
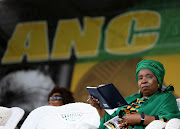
[{"x1": 99, "y1": 91, "x2": 180, "y2": 129}]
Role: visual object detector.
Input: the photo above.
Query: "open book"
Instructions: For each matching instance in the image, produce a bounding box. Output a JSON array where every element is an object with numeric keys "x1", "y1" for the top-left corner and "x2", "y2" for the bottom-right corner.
[
  {"x1": 104, "y1": 116, "x2": 123, "y2": 129},
  {"x1": 86, "y1": 83, "x2": 128, "y2": 109}
]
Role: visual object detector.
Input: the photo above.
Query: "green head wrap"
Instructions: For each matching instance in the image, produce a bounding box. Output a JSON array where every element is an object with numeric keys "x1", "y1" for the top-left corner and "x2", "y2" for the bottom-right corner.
[{"x1": 136, "y1": 59, "x2": 165, "y2": 89}]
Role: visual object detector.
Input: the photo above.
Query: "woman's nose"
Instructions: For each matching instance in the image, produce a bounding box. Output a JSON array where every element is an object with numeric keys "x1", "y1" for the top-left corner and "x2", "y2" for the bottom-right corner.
[{"x1": 141, "y1": 78, "x2": 147, "y2": 84}]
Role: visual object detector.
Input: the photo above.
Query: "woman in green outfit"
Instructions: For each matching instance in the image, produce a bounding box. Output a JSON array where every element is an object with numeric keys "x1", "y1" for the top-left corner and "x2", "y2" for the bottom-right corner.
[{"x1": 89, "y1": 59, "x2": 180, "y2": 129}]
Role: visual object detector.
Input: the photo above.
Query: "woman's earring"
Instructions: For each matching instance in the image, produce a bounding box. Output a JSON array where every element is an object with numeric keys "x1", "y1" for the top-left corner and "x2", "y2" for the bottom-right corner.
[{"x1": 158, "y1": 84, "x2": 160, "y2": 88}]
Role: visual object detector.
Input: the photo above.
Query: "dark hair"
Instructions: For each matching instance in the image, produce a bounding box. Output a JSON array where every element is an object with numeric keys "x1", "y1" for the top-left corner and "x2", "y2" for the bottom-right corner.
[{"x1": 48, "y1": 86, "x2": 75, "y2": 105}]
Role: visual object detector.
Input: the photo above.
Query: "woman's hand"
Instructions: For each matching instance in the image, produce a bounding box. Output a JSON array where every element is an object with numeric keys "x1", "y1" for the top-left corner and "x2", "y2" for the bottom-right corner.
[
  {"x1": 88, "y1": 95, "x2": 101, "y2": 109},
  {"x1": 119, "y1": 113, "x2": 156, "y2": 127},
  {"x1": 87, "y1": 95, "x2": 105, "y2": 119},
  {"x1": 119, "y1": 113, "x2": 141, "y2": 127}
]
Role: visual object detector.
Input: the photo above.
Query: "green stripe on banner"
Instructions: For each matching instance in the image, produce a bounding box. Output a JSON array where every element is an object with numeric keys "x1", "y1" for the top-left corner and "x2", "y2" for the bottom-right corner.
[{"x1": 77, "y1": 1, "x2": 180, "y2": 63}]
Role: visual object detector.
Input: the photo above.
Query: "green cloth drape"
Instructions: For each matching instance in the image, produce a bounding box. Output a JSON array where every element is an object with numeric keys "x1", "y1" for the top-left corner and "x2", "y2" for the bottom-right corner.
[{"x1": 98, "y1": 90, "x2": 180, "y2": 129}]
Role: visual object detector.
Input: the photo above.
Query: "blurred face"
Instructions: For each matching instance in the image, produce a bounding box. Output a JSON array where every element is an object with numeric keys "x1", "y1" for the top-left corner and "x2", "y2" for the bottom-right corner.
[
  {"x1": 48, "y1": 93, "x2": 63, "y2": 106},
  {"x1": 138, "y1": 69, "x2": 159, "y2": 97}
]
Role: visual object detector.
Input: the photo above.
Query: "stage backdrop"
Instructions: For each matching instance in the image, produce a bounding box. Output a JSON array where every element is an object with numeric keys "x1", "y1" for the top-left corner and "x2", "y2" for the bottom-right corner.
[{"x1": 0, "y1": 0, "x2": 180, "y2": 127}]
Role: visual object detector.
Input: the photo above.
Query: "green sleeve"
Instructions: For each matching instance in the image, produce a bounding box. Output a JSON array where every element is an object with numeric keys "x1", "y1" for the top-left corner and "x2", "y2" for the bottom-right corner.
[
  {"x1": 98, "y1": 108, "x2": 121, "y2": 129},
  {"x1": 156, "y1": 93, "x2": 180, "y2": 120}
]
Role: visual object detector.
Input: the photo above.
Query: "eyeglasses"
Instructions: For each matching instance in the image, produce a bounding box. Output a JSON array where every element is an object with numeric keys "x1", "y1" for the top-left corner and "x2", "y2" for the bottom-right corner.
[{"x1": 49, "y1": 95, "x2": 63, "y2": 101}]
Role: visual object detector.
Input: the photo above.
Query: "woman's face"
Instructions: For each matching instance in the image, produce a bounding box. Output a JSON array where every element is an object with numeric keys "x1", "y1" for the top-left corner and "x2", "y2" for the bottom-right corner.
[
  {"x1": 48, "y1": 93, "x2": 64, "y2": 106},
  {"x1": 138, "y1": 69, "x2": 159, "y2": 97}
]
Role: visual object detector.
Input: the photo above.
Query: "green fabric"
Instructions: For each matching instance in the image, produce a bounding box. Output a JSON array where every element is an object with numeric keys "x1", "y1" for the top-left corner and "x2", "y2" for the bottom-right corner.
[
  {"x1": 119, "y1": 97, "x2": 149, "y2": 119},
  {"x1": 98, "y1": 90, "x2": 180, "y2": 129},
  {"x1": 165, "y1": 85, "x2": 174, "y2": 92},
  {"x1": 136, "y1": 59, "x2": 165, "y2": 88}
]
